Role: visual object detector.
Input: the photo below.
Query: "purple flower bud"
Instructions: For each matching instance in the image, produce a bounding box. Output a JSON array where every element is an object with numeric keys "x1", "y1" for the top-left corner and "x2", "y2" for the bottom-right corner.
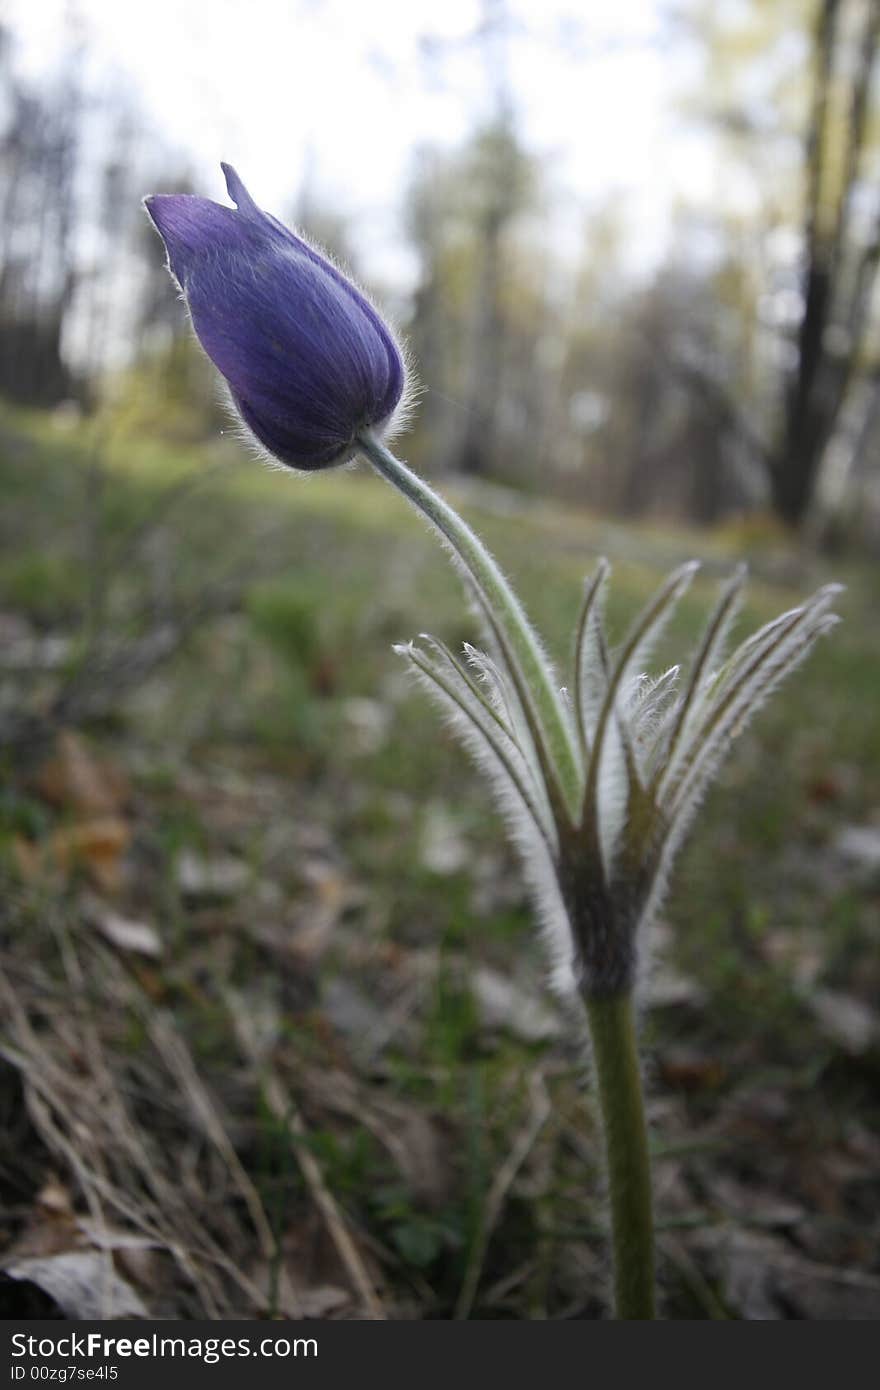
[{"x1": 144, "y1": 164, "x2": 407, "y2": 470}]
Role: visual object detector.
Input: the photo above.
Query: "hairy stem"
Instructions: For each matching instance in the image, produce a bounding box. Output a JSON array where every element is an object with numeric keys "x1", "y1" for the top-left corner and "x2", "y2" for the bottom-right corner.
[
  {"x1": 585, "y1": 992, "x2": 655, "y2": 1319},
  {"x1": 356, "y1": 430, "x2": 581, "y2": 822}
]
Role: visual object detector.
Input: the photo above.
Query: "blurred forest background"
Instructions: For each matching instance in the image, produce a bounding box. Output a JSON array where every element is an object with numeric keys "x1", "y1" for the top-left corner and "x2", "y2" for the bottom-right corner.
[
  {"x1": 0, "y1": 0, "x2": 879, "y2": 1321},
  {"x1": 4, "y1": 0, "x2": 880, "y2": 534}
]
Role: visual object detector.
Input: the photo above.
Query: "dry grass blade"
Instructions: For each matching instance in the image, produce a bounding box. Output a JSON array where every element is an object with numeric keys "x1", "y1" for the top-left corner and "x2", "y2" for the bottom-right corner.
[
  {"x1": 226, "y1": 991, "x2": 386, "y2": 1320},
  {"x1": 147, "y1": 1013, "x2": 280, "y2": 1271},
  {"x1": 454, "y1": 1073, "x2": 552, "y2": 1320},
  {"x1": 0, "y1": 930, "x2": 278, "y2": 1319}
]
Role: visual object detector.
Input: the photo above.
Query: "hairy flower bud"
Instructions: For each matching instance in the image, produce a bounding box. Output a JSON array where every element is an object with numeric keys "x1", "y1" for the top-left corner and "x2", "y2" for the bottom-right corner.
[{"x1": 145, "y1": 164, "x2": 407, "y2": 469}]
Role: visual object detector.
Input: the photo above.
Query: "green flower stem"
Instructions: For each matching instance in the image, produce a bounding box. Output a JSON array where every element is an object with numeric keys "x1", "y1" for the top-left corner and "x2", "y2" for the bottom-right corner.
[
  {"x1": 357, "y1": 431, "x2": 582, "y2": 819},
  {"x1": 358, "y1": 432, "x2": 657, "y2": 1318},
  {"x1": 585, "y1": 992, "x2": 656, "y2": 1319}
]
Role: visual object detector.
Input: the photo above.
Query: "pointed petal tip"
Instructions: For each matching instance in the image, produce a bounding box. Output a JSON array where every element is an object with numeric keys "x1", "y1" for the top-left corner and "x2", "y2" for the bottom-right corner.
[
  {"x1": 141, "y1": 192, "x2": 190, "y2": 245},
  {"x1": 142, "y1": 195, "x2": 161, "y2": 235},
  {"x1": 219, "y1": 161, "x2": 238, "y2": 193},
  {"x1": 142, "y1": 191, "x2": 196, "y2": 233},
  {"x1": 220, "y1": 162, "x2": 261, "y2": 218}
]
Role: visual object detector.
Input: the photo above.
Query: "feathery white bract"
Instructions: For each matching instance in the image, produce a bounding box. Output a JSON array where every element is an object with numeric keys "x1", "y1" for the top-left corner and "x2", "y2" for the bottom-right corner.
[{"x1": 396, "y1": 561, "x2": 841, "y2": 999}]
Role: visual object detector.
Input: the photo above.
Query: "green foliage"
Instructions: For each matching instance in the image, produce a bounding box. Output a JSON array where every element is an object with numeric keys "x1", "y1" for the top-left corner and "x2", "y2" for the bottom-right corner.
[
  {"x1": 0, "y1": 552, "x2": 84, "y2": 625},
  {"x1": 304, "y1": 1126, "x2": 378, "y2": 1199},
  {"x1": 372, "y1": 1184, "x2": 461, "y2": 1271},
  {"x1": 247, "y1": 582, "x2": 323, "y2": 675},
  {"x1": 0, "y1": 787, "x2": 49, "y2": 842},
  {"x1": 105, "y1": 338, "x2": 228, "y2": 444},
  {"x1": 424, "y1": 957, "x2": 481, "y2": 1070}
]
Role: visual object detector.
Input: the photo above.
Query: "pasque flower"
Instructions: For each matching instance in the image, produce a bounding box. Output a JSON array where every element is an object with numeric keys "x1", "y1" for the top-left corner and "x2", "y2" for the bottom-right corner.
[
  {"x1": 365, "y1": 465, "x2": 841, "y2": 1320},
  {"x1": 147, "y1": 159, "x2": 840, "y2": 1318},
  {"x1": 145, "y1": 164, "x2": 406, "y2": 469}
]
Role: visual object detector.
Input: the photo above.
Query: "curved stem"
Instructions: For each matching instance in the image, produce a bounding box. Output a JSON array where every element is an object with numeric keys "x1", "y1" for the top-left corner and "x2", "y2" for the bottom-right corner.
[
  {"x1": 585, "y1": 992, "x2": 655, "y2": 1319},
  {"x1": 356, "y1": 430, "x2": 582, "y2": 824}
]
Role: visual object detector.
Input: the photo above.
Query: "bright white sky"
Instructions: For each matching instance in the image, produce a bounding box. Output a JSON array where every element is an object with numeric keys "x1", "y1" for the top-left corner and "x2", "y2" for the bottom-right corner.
[{"x1": 5, "y1": 0, "x2": 717, "y2": 284}]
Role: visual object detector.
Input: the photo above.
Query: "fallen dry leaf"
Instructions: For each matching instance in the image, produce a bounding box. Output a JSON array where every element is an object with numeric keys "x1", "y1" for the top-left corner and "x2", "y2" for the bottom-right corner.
[
  {"x1": 472, "y1": 966, "x2": 563, "y2": 1043},
  {"x1": 11, "y1": 835, "x2": 41, "y2": 881},
  {"x1": 176, "y1": 849, "x2": 249, "y2": 900},
  {"x1": 643, "y1": 965, "x2": 707, "y2": 1010},
  {"x1": 87, "y1": 904, "x2": 162, "y2": 958},
  {"x1": 3, "y1": 1184, "x2": 153, "y2": 1320},
  {"x1": 322, "y1": 976, "x2": 386, "y2": 1042},
  {"x1": 657, "y1": 1048, "x2": 727, "y2": 1092},
  {"x1": 3, "y1": 1251, "x2": 148, "y2": 1320},
  {"x1": 13, "y1": 819, "x2": 130, "y2": 894},
  {"x1": 50, "y1": 818, "x2": 130, "y2": 894},
  {"x1": 833, "y1": 824, "x2": 880, "y2": 881},
  {"x1": 34, "y1": 731, "x2": 130, "y2": 817},
  {"x1": 804, "y1": 987, "x2": 877, "y2": 1055},
  {"x1": 702, "y1": 1227, "x2": 880, "y2": 1320}
]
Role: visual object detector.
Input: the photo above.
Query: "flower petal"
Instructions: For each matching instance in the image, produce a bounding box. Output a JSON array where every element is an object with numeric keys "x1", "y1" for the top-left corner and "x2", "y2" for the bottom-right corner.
[
  {"x1": 220, "y1": 162, "x2": 262, "y2": 221},
  {"x1": 144, "y1": 193, "x2": 266, "y2": 286}
]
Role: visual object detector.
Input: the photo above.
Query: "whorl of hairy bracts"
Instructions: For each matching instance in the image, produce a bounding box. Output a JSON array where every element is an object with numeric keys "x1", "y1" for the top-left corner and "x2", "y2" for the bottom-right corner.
[
  {"x1": 397, "y1": 563, "x2": 841, "y2": 1001},
  {"x1": 145, "y1": 164, "x2": 409, "y2": 470}
]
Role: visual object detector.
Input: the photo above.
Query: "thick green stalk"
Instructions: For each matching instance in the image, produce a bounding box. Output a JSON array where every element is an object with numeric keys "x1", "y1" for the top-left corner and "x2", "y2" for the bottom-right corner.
[
  {"x1": 586, "y1": 992, "x2": 656, "y2": 1319},
  {"x1": 356, "y1": 431, "x2": 582, "y2": 819}
]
